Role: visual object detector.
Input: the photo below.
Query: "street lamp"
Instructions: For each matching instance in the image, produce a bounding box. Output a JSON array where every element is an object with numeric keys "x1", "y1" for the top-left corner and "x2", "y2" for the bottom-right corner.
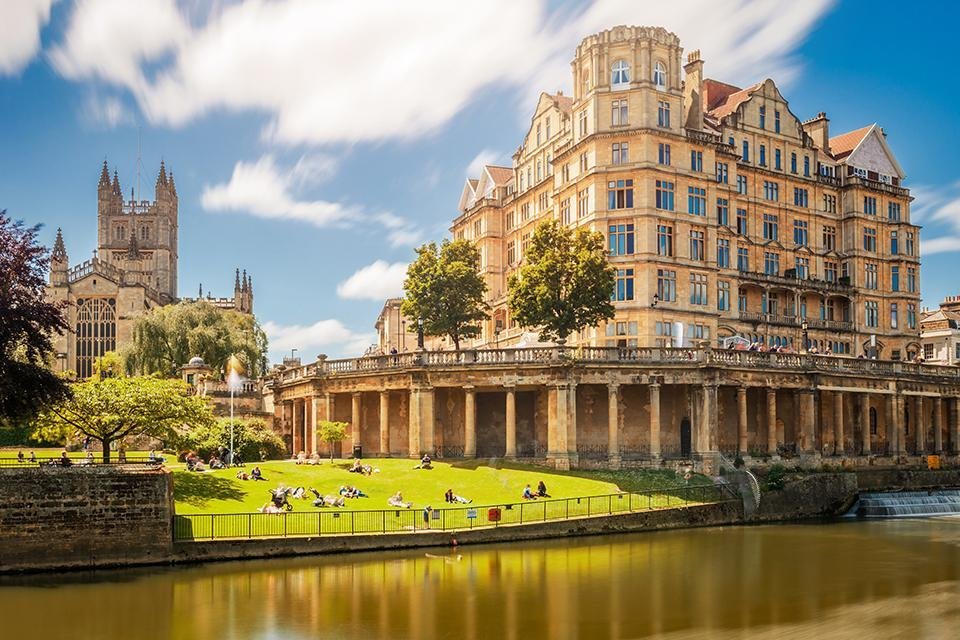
[
  {"x1": 417, "y1": 317, "x2": 425, "y2": 350},
  {"x1": 801, "y1": 320, "x2": 809, "y2": 353},
  {"x1": 401, "y1": 320, "x2": 406, "y2": 351}
]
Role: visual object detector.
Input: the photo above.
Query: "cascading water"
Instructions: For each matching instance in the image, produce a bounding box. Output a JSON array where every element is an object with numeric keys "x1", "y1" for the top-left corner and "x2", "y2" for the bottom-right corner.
[{"x1": 850, "y1": 489, "x2": 960, "y2": 518}]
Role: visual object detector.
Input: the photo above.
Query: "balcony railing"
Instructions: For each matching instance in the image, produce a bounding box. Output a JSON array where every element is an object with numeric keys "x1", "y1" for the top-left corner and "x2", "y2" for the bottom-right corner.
[
  {"x1": 736, "y1": 270, "x2": 853, "y2": 295},
  {"x1": 273, "y1": 347, "x2": 960, "y2": 383},
  {"x1": 737, "y1": 312, "x2": 854, "y2": 332}
]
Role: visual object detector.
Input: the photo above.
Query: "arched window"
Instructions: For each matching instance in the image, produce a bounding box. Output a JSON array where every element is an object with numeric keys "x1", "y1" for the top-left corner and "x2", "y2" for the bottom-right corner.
[
  {"x1": 653, "y1": 61, "x2": 666, "y2": 89},
  {"x1": 611, "y1": 60, "x2": 630, "y2": 87},
  {"x1": 141, "y1": 226, "x2": 149, "y2": 240},
  {"x1": 75, "y1": 298, "x2": 116, "y2": 379},
  {"x1": 869, "y1": 407, "x2": 878, "y2": 435}
]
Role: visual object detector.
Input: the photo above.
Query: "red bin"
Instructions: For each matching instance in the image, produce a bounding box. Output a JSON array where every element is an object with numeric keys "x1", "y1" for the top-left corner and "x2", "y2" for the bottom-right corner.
[{"x1": 488, "y1": 508, "x2": 502, "y2": 522}]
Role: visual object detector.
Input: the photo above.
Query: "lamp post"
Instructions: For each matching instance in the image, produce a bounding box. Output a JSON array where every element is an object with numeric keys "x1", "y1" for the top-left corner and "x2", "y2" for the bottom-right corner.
[
  {"x1": 401, "y1": 320, "x2": 406, "y2": 351},
  {"x1": 417, "y1": 317, "x2": 425, "y2": 350},
  {"x1": 801, "y1": 320, "x2": 809, "y2": 353}
]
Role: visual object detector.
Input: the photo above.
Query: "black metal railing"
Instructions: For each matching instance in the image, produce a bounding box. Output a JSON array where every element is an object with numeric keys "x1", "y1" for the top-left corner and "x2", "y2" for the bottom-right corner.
[
  {"x1": 0, "y1": 456, "x2": 163, "y2": 468},
  {"x1": 173, "y1": 484, "x2": 737, "y2": 542}
]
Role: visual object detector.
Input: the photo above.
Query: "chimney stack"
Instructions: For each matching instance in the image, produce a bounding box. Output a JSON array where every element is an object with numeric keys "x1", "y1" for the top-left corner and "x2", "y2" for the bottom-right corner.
[
  {"x1": 683, "y1": 50, "x2": 705, "y2": 130},
  {"x1": 804, "y1": 112, "x2": 830, "y2": 154}
]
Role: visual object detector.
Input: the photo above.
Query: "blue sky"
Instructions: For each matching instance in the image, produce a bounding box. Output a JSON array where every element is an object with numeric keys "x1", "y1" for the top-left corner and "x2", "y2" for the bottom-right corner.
[{"x1": 2, "y1": 0, "x2": 958, "y2": 363}]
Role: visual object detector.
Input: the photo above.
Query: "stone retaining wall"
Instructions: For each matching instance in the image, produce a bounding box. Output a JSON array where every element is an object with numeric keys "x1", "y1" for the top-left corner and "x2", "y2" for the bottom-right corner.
[{"x1": 0, "y1": 465, "x2": 174, "y2": 573}]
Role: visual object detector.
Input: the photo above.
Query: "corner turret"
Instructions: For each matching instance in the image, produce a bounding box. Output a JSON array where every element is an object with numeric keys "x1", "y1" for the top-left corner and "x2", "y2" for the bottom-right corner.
[{"x1": 50, "y1": 228, "x2": 68, "y2": 286}]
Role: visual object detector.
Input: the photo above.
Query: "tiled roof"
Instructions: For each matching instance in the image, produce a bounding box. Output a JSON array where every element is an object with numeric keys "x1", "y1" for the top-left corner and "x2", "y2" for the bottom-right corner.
[
  {"x1": 829, "y1": 125, "x2": 873, "y2": 160},
  {"x1": 467, "y1": 178, "x2": 478, "y2": 189},
  {"x1": 702, "y1": 78, "x2": 744, "y2": 110},
  {"x1": 552, "y1": 92, "x2": 573, "y2": 114},
  {"x1": 706, "y1": 81, "x2": 762, "y2": 120},
  {"x1": 486, "y1": 165, "x2": 513, "y2": 186}
]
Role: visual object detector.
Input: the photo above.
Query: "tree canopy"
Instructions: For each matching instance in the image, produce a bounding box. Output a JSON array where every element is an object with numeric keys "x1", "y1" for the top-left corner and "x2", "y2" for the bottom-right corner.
[
  {"x1": 507, "y1": 219, "x2": 615, "y2": 343},
  {"x1": 317, "y1": 421, "x2": 348, "y2": 460},
  {"x1": 123, "y1": 301, "x2": 268, "y2": 378},
  {"x1": 401, "y1": 239, "x2": 488, "y2": 350},
  {"x1": 35, "y1": 375, "x2": 215, "y2": 461},
  {"x1": 0, "y1": 211, "x2": 70, "y2": 429}
]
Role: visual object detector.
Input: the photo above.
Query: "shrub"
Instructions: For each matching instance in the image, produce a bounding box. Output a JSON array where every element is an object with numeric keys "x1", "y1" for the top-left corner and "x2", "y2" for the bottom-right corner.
[
  {"x1": 179, "y1": 417, "x2": 285, "y2": 462},
  {"x1": 765, "y1": 463, "x2": 787, "y2": 491}
]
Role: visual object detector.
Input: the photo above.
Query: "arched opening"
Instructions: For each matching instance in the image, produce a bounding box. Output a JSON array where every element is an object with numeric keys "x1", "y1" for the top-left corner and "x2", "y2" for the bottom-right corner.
[
  {"x1": 75, "y1": 297, "x2": 117, "y2": 379},
  {"x1": 611, "y1": 60, "x2": 630, "y2": 88},
  {"x1": 653, "y1": 61, "x2": 666, "y2": 89}
]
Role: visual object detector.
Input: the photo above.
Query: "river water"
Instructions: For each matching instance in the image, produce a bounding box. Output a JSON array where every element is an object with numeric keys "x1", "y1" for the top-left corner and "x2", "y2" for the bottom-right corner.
[{"x1": 2, "y1": 519, "x2": 959, "y2": 639}]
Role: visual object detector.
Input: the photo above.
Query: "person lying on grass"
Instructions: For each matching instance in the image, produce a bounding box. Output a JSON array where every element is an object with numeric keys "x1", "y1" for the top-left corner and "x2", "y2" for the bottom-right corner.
[
  {"x1": 310, "y1": 488, "x2": 345, "y2": 507},
  {"x1": 444, "y1": 488, "x2": 472, "y2": 504},
  {"x1": 388, "y1": 491, "x2": 413, "y2": 509},
  {"x1": 339, "y1": 485, "x2": 367, "y2": 498}
]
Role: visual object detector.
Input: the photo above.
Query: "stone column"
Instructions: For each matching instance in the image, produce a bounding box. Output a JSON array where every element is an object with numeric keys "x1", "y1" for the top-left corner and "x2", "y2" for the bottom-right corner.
[
  {"x1": 952, "y1": 398, "x2": 960, "y2": 455},
  {"x1": 934, "y1": 396, "x2": 943, "y2": 453},
  {"x1": 292, "y1": 399, "x2": 303, "y2": 454},
  {"x1": 699, "y1": 384, "x2": 718, "y2": 454},
  {"x1": 916, "y1": 396, "x2": 926, "y2": 454},
  {"x1": 464, "y1": 386, "x2": 477, "y2": 458},
  {"x1": 859, "y1": 393, "x2": 871, "y2": 455},
  {"x1": 351, "y1": 392, "x2": 362, "y2": 451},
  {"x1": 737, "y1": 387, "x2": 748, "y2": 454},
  {"x1": 767, "y1": 389, "x2": 778, "y2": 455},
  {"x1": 408, "y1": 388, "x2": 422, "y2": 459},
  {"x1": 897, "y1": 393, "x2": 907, "y2": 456},
  {"x1": 800, "y1": 390, "x2": 816, "y2": 454},
  {"x1": 505, "y1": 386, "x2": 517, "y2": 459},
  {"x1": 608, "y1": 383, "x2": 620, "y2": 468},
  {"x1": 421, "y1": 388, "x2": 435, "y2": 456},
  {"x1": 310, "y1": 396, "x2": 320, "y2": 455},
  {"x1": 547, "y1": 384, "x2": 570, "y2": 469},
  {"x1": 834, "y1": 391, "x2": 845, "y2": 455},
  {"x1": 567, "y1": 383, "x2": 579, "y2": 467},
  {"x1": 379, "y1": 391, "x2": 390, "y2": 456},
  {"x1": 649, "y1": 383, "x2": 661, "y2": 458}
]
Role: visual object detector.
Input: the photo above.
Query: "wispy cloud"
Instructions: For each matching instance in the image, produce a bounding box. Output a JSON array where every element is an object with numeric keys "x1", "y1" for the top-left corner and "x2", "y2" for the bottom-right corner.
[
  {"x1": 336, "y1": 260, "x2": 407, "y2": 301},
  {"x1": 910, "y1": 181, "x2": 960, "y2": 255},
  {"x1": 466, "y1": 149, "x2": 504, "y2": 178},
  {"x1": 263, "y1": 319, "x2": 374, "y2": 361},
  {"x1": 82, "y1": 93, "x2": 133, "y2": 128},
  {"x1": 0, "y1": 0, "x2": 54, "y2": 76}
]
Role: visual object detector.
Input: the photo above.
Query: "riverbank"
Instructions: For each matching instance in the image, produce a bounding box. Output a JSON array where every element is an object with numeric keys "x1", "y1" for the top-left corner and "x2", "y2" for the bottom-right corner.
[{"x1": 2, "y1": 465, "x2": 960, "y2": 574}]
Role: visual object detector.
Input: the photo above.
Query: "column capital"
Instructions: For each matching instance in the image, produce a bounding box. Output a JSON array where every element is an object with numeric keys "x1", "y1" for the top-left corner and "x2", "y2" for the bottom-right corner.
[
  {"x1": 463, "y1": 385, "x2": 476, "y2": 392},
  {"x1": 503, "y1": 384, "x2": 516, "y2": 391},
  {"x1": 352, "y1": 391, "x2": 362, "y2": 398},
  {"x1": 607, "y1": 382, "x2": 620, "y2": 392},
  {"x1": 379, "y1": 389, "x2": 390, "y2": 397}
]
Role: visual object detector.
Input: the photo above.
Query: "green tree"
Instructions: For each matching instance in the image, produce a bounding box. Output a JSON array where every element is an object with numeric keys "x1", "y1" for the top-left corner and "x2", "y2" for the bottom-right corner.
[
  {"x1": 318, "y1": 420, "x2": 348, "y2": 461},
  {"x1": 91, "y1": 350, "x2": 125, "y2": 379},
  {"x1": 401, "y1": 239, "x2": 488, "y2": 350},
  {"x1": 124, "y1": 301, "x2": 268, "y2": 378},
  {"x1": 35, "y1": 376, "x2": 214, "y2": 461},
  {"x1": 507, "y1": 219, "x2": 615, "y2": 344},
  {"x1": 0, "y1": 212, "x2": 70, "y2": 430},
  {"x1": 179, "y1": 417, "x2": 285, "y2": 462}
]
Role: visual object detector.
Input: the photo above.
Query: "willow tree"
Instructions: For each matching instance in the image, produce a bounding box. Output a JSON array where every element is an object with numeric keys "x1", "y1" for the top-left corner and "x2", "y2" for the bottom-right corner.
[
  {"x1": 401, "y1": 239, "x2": 488, "y2": 351},
  {"x1": 35, "y1": 376, "x2": 214, "y2": 461},
  {"x1": 124, "y1": 301, "x2": 268, "y2": 378},
  {"x1": 507, "y1": 219, "x2": 615, "y2": 344}
]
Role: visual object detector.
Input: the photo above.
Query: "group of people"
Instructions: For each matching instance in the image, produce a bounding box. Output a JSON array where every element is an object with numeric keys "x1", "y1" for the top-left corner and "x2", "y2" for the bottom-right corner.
[
  {"x1": 349, "y1": 458, "x2": 376, "y2": 475},
  {"x1": 294, "y1": 452, "x2": 322, "y2": 465},
  {"x1": 522, "y1": 481, "x2": 550, "y2": 500},
  {"x1": 15, "y1": 450, "x2": 37, "y2": 464},
  {"x1": 236, "y1": 466, "x2": 266, "y2": 481}
]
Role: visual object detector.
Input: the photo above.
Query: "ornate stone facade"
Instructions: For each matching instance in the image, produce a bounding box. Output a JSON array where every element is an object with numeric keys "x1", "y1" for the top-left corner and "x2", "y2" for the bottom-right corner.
[
  {"x1": 449, "y1": 26, "x2": 919, "y2": 360},
  {"x1": 46, "y1": 160, "x2": 254, "y2": 378}
]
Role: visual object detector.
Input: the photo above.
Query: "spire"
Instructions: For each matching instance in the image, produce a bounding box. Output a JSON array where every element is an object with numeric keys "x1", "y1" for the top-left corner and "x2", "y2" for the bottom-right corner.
[
  {"x1": 198, "y1": 282, "x2": 203, "y2": 298},
  {"x1": 98, "y1": 160, "x2": 110, "y2": 188},
  {"x1": 234, "y1": 268, "x2": 241, "y2": 291},
  {"x1": 246, "y1": 275, "x2": 252, "y2": 295},
  {"x1": 241, "y1": 269, "x2": 248, "y2": 293},
  {"x1": 168, "y1": 171, "x2": 177, "y2": 195},
  {"x1": 157, "y1": 159, "x2": 168, "y2": 186},
  {"x1": 52, "y1": 228, "x2": 67, "y2": 262},
  {"x1": 112, "y1": 169, "x2": 121, "y2": 196}
]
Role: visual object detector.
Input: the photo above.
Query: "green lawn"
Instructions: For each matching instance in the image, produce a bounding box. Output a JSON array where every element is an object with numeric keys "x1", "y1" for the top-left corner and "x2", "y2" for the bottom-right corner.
[{"x1": 172, "y1": 458, "x2": 629, "y2": 514}]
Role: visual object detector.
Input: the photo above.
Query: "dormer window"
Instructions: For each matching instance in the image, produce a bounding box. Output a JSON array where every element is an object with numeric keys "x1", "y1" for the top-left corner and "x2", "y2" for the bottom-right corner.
[
  {"x1": 653, "y1": 62, "x2": 666, "y2": 89},
  {"x1": 611, "y1": 60, "x2": 630, "y2": 88}
]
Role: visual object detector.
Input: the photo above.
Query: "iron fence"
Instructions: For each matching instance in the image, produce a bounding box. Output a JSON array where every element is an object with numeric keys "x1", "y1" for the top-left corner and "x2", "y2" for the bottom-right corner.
[
  {"x1": 173, "y1": 483, "x2": 736, "y2": 542},
  {"x1": 0, "y1": 456, "x2": 162, "y2": 468}
]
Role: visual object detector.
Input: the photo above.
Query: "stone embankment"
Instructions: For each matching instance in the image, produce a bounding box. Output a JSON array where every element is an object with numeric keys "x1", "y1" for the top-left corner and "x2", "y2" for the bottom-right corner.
[{"x1": 0, "y1": 465, "x2": 957, "y2": 573}]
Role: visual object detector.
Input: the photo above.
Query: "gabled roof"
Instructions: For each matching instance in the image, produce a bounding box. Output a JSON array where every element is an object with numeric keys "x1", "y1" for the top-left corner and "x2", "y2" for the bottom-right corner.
[
  {"x1": 552, "y1": 92, "x2": 573, "y2": 114},
  {"x1": 485, "y1": 165, "x2": 513, "y2": 187},
  {"x1": 829, "y1": 125, "x2": 873, "y2": 160},
  {"x1": 705, "y1": 81, "x2": 762, "y2": 120}
]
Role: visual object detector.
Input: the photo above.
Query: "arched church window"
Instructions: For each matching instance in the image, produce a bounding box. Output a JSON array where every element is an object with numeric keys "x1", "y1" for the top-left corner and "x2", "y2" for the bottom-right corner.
[
  {"x1": 611, "y1": 60, "x2": 630, "y2": 87},
  {"x1": 653, "y1": 61, "x2": 666, "y2": 89},
  {"x1": 75, "y1": 298, "x2": 116, "y2": 379}
]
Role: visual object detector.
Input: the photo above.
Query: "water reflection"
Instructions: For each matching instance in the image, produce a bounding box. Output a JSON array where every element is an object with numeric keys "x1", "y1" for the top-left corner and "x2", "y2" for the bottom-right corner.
[{"x1": 2, "y1": 519, "x2": 960, "y2": 639}]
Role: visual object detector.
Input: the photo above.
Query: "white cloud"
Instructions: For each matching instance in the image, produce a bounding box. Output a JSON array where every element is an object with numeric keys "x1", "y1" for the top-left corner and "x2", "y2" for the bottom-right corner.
[
  {"x1": 49, "y1": 1, "x2": 834, "y2": 145},
  {"x1": 201, "y1": 155, "x2": 358, "y2": 228},
  {"x1": 50, "y1": 0, "x2": 189, "y2": 86},
  {"x1": 82, "y1": 94, "x2": 133, "y2": 128},
  {"x1": 336, "y1": 260, "x2": 407, "y2": 301},
  {"x1": 909, "y1": 181, "x2": 960, "y2": 255},
  {"x1": 264, "y1": 319, "x2": 374, "y2": 361},
  {"x1": 466, "y1": 150, "x2": 503, "y2": 178},
  {"x1": 0, "y1": 0, "x2": 54, "y2": 75}
]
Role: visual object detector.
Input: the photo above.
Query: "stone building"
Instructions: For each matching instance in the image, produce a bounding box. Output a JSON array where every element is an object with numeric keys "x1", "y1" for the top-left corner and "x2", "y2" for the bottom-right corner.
[
  {"x1": 448, "y1": 25, "x2": 919, "y2": 360},
  {"x1": 47, "y1": 160, "x2": 253, "y2": 378},
  {"x1": 920, "y1": 296, "x2": 960, "y2": 364}
]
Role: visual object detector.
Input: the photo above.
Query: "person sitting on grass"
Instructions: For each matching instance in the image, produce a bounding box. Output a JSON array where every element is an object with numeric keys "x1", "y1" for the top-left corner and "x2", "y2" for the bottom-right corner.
[
  {"x1": 308, "y1": 452, "x2": 321, "y2": 465},
  {"x1": 444, "y1": 488, "x2": 471, "y2": 504},
  {"x1": 17, "y1": 450, "x2": 24, "y2": 463},
  {"x1": 209, "y1": 454, "x2": 225, "y2": 470},
  {"x1": 60, "y1": 451, "x2": 72, "y2": 467},
  {"x1": 236, "y1": 470, "x2": 249, "y2": 480},
  {"x1": 414, "y1": 454, "x2": 432, "y2": 470},
  {"x1": 350, "y1": 458, "x2": 364, "y2": 473},
  {"x1": 29, "y1": 451, "x2": 36, "y2": 463},
  {"x1": 295, "y1": 452, "x2": 306, "y2": 465},
  {"x1": 522, "y1": 484, "x2": 537, "y2": 500},
  {"x1": 537, "y1": 481, "x2": 550, "y2": 498},
  {"x1": 388, "y1": 491, "x2": 413, "y2": 509},
  {"x1": 251, "y1": 466, "x2": 266, "y2": 481}
]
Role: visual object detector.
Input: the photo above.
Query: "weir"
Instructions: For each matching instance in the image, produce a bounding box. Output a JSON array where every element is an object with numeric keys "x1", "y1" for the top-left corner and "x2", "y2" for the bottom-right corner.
[{"x1": 852, "y1": 489, "x2": 960, "y2": 518}]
